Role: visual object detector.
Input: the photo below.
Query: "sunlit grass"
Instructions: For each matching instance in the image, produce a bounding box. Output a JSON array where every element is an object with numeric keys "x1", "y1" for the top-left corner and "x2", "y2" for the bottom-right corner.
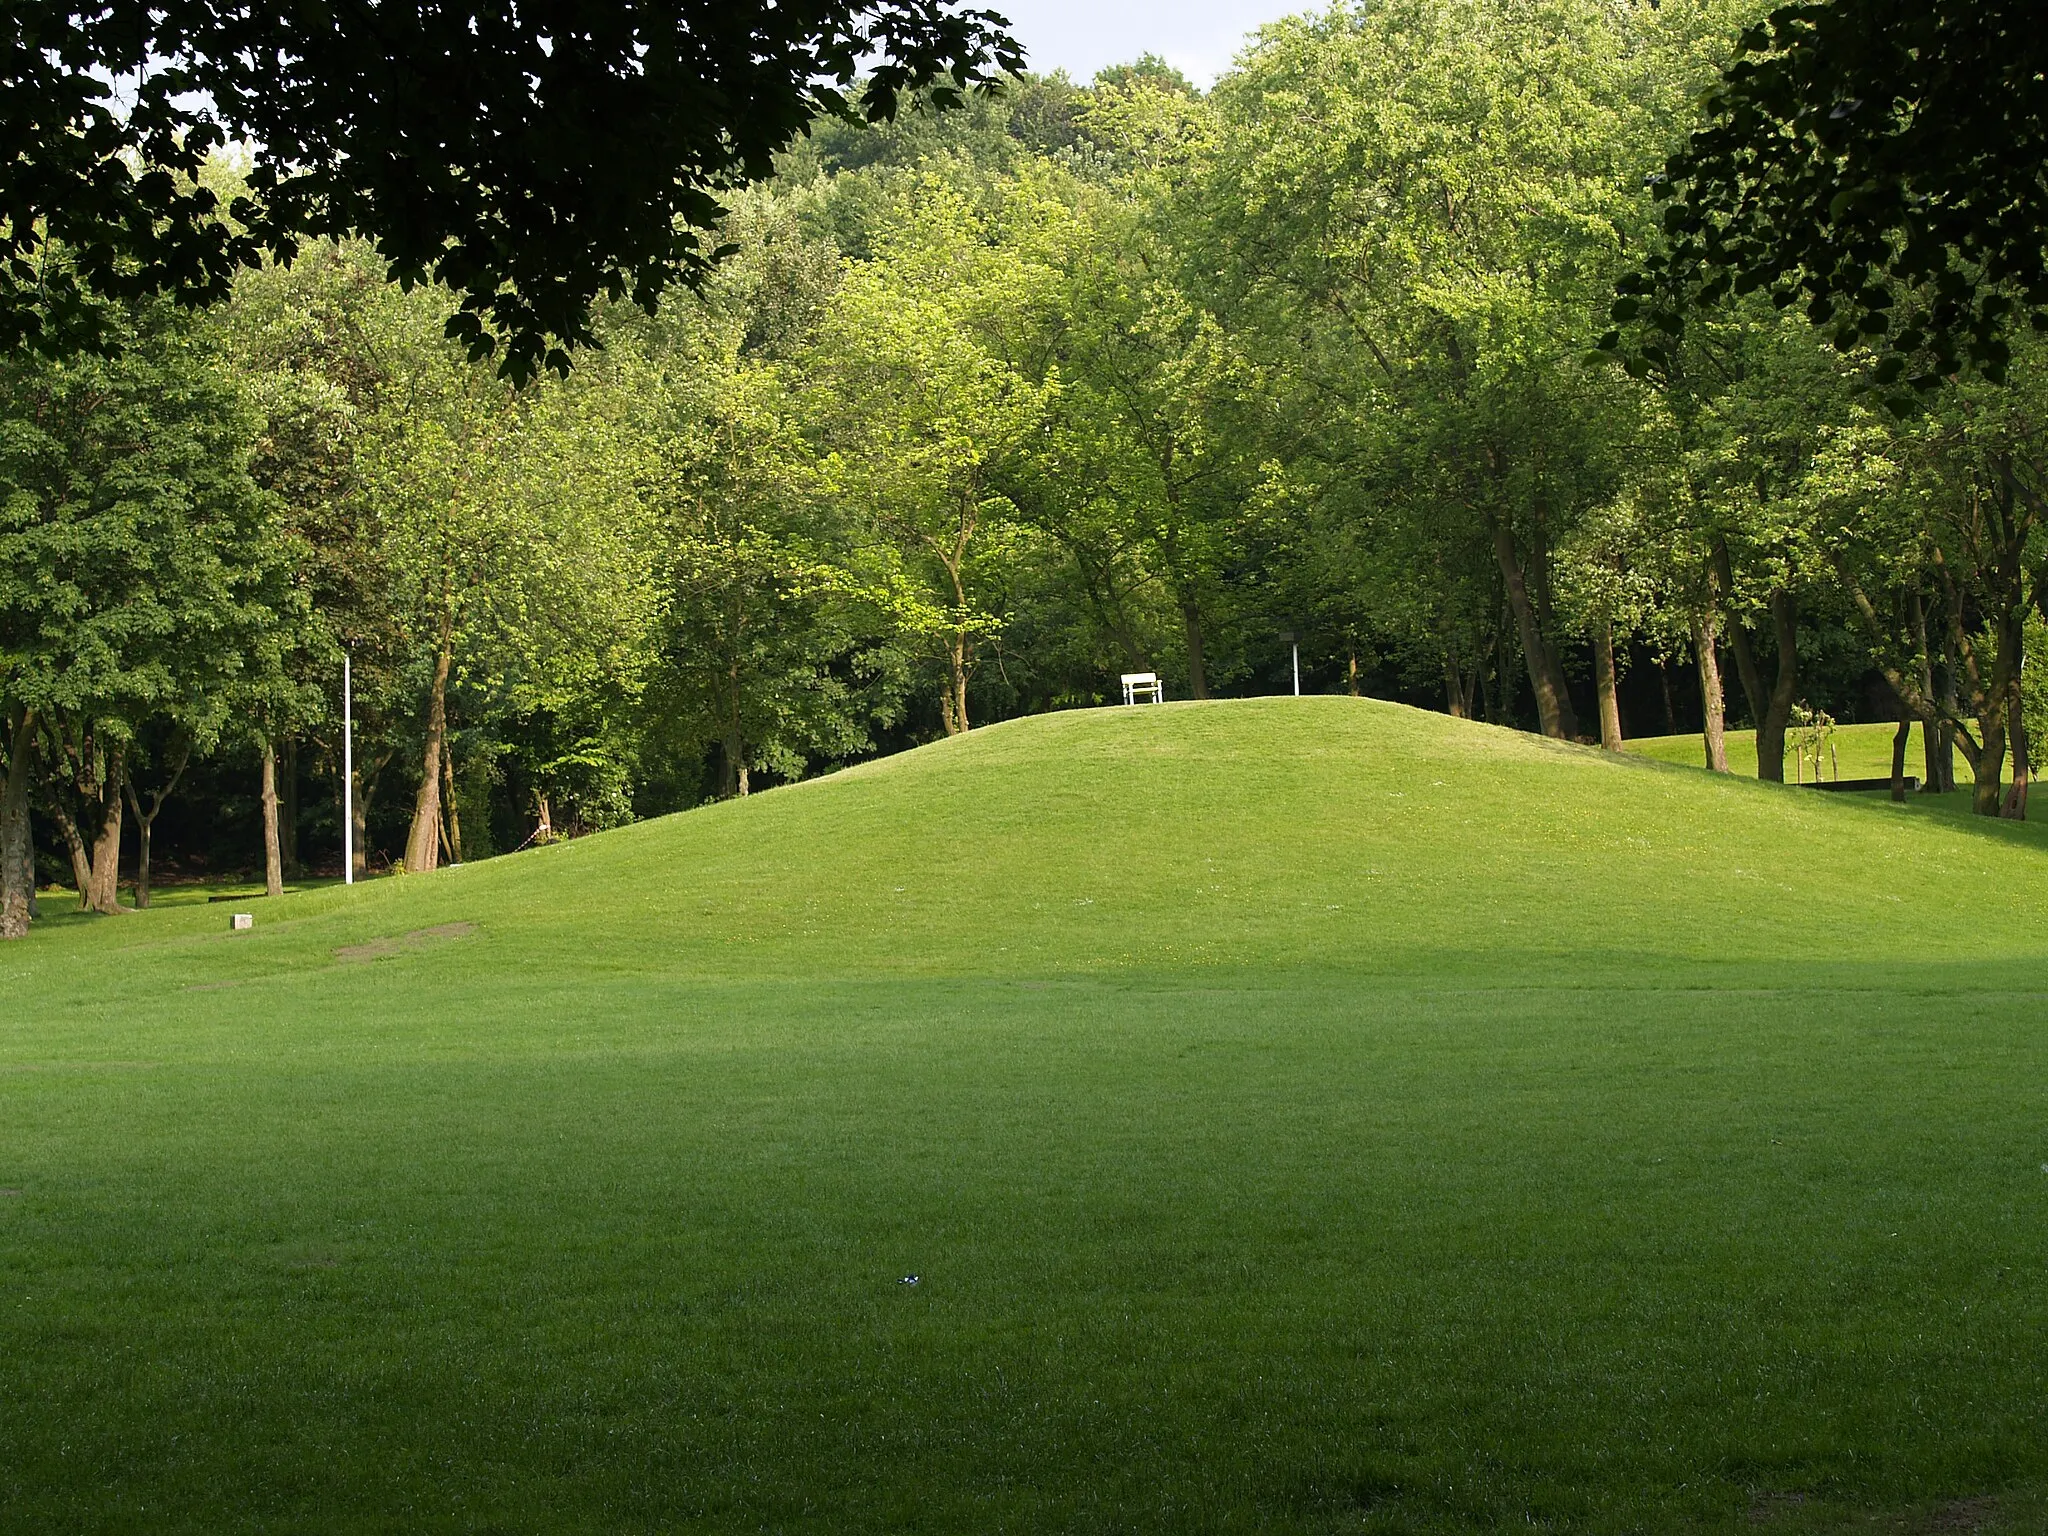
[{"x1": 6, "y1": 698, "x2": 2048, "y2": 1532}]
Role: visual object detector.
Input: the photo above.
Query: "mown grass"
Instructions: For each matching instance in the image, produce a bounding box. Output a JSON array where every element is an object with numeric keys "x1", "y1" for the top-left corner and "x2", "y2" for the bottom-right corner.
[
  {"x1": 5, "y1": 698, "x2": 2048, "y2": 1533},
  {"x1": 1628, "y1": 720, "x2": 1947, "y2": 783}
]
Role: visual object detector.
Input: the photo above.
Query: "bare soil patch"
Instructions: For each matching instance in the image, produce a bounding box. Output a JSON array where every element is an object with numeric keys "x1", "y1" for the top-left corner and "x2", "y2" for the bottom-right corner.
[
  {"x1": 1747, "y1": 1491, "x2": 1807, "y2": 1525},
  {"x1": 335, "y1": 922, "x2": 477, "y2": 964},
  {"x1": 1920, "y1": 1496, "x2": 1999, "y2": 1532}
]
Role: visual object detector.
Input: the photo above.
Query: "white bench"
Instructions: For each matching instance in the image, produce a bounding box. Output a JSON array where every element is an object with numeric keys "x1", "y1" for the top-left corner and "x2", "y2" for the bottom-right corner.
[{"x1": 1121, "y1": 672, "x2": 1164, "y2": 705}]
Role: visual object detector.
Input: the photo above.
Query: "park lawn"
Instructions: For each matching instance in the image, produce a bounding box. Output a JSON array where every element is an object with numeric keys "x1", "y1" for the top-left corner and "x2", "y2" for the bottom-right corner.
[
  {"x1": 5, "y1": 696, "x2": 2048, "y2": 1534},
  {"x1": 1628, "y1": 720, "x2": 1951, "y2": 785},
  {"x1": 25, "y1": 876, "x2": 346, "y2": 929}
]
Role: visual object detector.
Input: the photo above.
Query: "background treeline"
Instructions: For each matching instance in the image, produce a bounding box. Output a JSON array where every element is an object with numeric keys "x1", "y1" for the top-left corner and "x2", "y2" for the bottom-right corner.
[{"x1": 9, "y1": 0, "x2": 2048, "y2": 908}]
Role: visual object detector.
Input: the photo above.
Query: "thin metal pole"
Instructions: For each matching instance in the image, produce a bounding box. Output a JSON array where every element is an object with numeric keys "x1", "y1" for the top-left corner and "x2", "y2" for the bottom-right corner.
[
  {"x1": 342, "y1": 650, "x2": 353, "y2": 886},
  {"x1": 1292, "y1": 642, "x2": 1300, "y2": 697}
]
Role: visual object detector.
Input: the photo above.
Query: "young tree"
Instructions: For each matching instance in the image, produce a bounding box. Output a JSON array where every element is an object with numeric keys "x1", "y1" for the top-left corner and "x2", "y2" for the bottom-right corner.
[{"x1": 812, "y1": 179, "x2": 1058, "y2": 732}]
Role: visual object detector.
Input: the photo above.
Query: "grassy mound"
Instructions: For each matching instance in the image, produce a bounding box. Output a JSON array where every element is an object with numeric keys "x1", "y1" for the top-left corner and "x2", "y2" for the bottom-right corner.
[{"x1": 7, "y1": 698, "x2": 2048, "y2": 1533}]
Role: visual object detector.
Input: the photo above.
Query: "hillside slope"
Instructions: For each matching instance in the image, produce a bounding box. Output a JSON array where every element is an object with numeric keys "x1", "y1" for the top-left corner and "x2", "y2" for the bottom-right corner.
[
  {"x1": 17, "y1": 696, "x2": 2048, "y2": 1004},
  {"x1": 10, "y1": 698, "x2": 2048, "y2": 1535}
]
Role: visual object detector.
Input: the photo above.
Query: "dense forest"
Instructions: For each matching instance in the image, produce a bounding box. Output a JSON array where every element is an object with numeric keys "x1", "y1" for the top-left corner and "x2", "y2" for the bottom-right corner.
[{"x1": 7, "y1": 0, "x2": 2048, "y2": 917}]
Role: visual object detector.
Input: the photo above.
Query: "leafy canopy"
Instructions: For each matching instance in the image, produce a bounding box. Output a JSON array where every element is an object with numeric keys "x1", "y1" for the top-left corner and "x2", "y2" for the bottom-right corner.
[
  {"x1": 1612, "y1": 1, "x2": 2048, "y2": 402},
  {"x1": 0, "y1": 0, "x2": 1021, "y2": 381}
]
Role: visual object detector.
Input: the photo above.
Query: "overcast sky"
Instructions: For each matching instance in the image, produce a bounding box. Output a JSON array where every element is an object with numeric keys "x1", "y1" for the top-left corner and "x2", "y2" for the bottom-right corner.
[{"x1": 993, "y1": 0, "x2": 1310, "y2": 86}]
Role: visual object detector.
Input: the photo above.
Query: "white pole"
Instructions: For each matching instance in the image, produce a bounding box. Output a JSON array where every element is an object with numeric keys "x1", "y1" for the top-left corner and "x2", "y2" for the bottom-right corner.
[
  {"x1": 1292, "y1": 642, "x2": 1300, "y2": 697},
  {"x1": 342, "y1": 650, "x2": 354, "y2": 887}
]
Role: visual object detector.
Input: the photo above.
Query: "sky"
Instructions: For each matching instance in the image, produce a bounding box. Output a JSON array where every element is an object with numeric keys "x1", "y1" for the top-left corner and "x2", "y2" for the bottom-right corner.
[{"x1": 991, "y1": 0, "x2": 1309, "y2": 87}]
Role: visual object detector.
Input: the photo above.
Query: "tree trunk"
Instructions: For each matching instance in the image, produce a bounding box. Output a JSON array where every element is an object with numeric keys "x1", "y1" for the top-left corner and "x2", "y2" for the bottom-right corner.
[
  {"x1": 945, "y1": 629, "x2": 971, "y2": 735},
  {"x1": 2003, "y1": 676, "x2": 2030, "y2": 820},
  {"x1": 442, "y1": 745, "x2": 463, "y2": 862},
  {"x1": 1659, "y1": 661, "x2": 1677, "y2": 735},
  {"x1": 0, "y1": 708, "x2": 37, "y2": 940},
  {"x1": 1891, "y1": 717, "x2": 1911, "y2": 802},
  {"x1": 281, "y1": 737, "x2": 300, "y2": 877},
  {"x1": 1591, "y1": 620, "x2": 1623, "y2": 751},
  {"x1": 535, "y1": 790, "x2": 554, "y2": 846},
  {"x1": 1181, "y1": 599, "x2": 1209, "y2": 701},
  {"x1": 1973, "y1": 710, "x2": 2008, "y2": 816},
  {"x1": 404, "y1": 604, "x2": 455, "y2": 874},
  {"x1": 721, "y1": 644, "x2": 746, "y2": 794},
  {"x1": 1711, "y1": 540, "x2": 1765, "y2": 725},
  {"x1": 1347, "y1": 652, "x2": 1361, "y2": 698},
  {"x1": 1956, "y1": 601, "x2": 2022, "y2": 818},
  {"x1": 128, "y1": 785, "x2": 153, "y2": 909},
  {"x1": 1912, "y1": 591, "x2": 1945, "y2": 793},
  {"x1": 1935, "y1": 627, "x2": 1960, "y2": 792},
  {"x1": 1692, "y1": 614, "x2": 1729, "y2": 773},
  {"x1": 261, "y1": 739, "x2": 284, "y2": 899},
  {"x1": 1751, "y1": 591, "x2": 1800, "y2": 782},
  {"x1": 83, "y1": 745, "x2": 125, "y2": 915},
  {"x1": 352, "y1": 772, "x2": 373, "y2": 879},
  {"x1": 123, "y1": 737, "x2": 191, "y2": 912},
  {"x1": 47, "y1": 799, "x2": 91, "y2": 907},
  {"x1": 1488, "y1": 514, "x2": 1577, "y2": 740},
  {"x1": 1443, "y1": 655, "x2": 1471, "y2": 718}
]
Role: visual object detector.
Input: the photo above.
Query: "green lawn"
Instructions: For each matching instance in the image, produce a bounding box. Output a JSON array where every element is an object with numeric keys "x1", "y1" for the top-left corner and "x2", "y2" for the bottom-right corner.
[
  {"x1": 6, "y1": 698, "x2": 2048, "y2": 1533},
  {"x1": 1627, "y1": 719, "x2": 1952, "y2": 785}
]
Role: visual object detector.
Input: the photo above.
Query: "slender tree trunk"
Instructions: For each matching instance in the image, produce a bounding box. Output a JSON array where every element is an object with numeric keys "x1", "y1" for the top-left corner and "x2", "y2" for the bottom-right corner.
[
  {"x1": 1347, "y1": 652, "x2": 1361, "y2": 698},
  {"x1": 48, "y1": 799, "x2": 90, "y2": 907},
  {"x1": 946, "y1": 629, "x2": 971, "y2": 735},
  {"x1": 936, "y1": 544, "x2": 975, "y2": 731},
  {"x1": 1891, "y1": 717, "x2": 1912, "y2": 802},
  {"x1": 722, "y1": 642, "x2": 746, "y2": 794},
  {"x1": 1958, "y1": 605, "x2": 2022, "y2": 818},
  {"x1": 1936, "y1": 626, "x2": 1961, "y2": 792},
  {"x1": 2003, "y1": 676, "x2": 2030, "y2": 820},
  {"x1": 261, "y1": 739, "x2": 284, "y2": 898},
  {"x1": 352, "y1": 759, "x2": 379, "y2": 880},
  {"x1": 1711, "y1": 540, "x2": 1766, "y2": 726},
  {"x1": 1973, "y1": 712, "x2": 2008, "y2": 816},
  {"x1": 534, "y1": 790, "x2": 554, "y2": 846},
  {"x1": 1692, "y1": 614, "x2": 1729, "y2": 773},
  {"x1": 1181, "y1": 599, "x2": 1209, "y2": 701},
  {"x1": 83, "y1": 746, "x2": 125, "y2": 915},
  {"x1": 404, "y1": 604, "x2": 455, "y2": 874},
  {"x1": 1484, "y1": 606, "x2": 1512, "y2": 725},
  {"x1": 442, "y1": 745, "x2": 463, "y2": 862},
  {"x1": 1751, "y1": 591, "x2": 1800, "y2": 782},
  {"x1": 1723, "y1": 622, "x2": 1765, "y2": 729},
  {"x1": 1913, "y1": 591, "x2": 1946, "y2": 793},
  {"x1": 1591, "y1": 620, "x2": 1623, "y2": 751},
  {"x1": 1443, "y1": 655, "x2": 1471, "y2": 718},
  {"x1": 124, "y1": 783, "x2": 152, "y2": 910},
  {"x1": 1488, "y1": 514, "x2": 1577, "y2": 740},
  {"x1": 123, "y1": 738, "x2": 189, "y2": 911},
  {"x1": 1659, "y1": 661, "x2": 1677, "y2": 735},
  {"x1": 0, "y1": 708, "x2": 37, "y2": 940},
  {"x1": 722, "y1": 731, "x2": 749, "y2": 795},
  {"x1": 282, "y1": 737, "x2": 300, "y2": 877}
]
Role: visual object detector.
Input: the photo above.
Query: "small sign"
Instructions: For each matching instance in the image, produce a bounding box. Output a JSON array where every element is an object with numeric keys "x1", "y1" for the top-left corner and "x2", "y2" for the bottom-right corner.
[{"x1": 231, "y1": 913, "x2": 254, "y2": 932}]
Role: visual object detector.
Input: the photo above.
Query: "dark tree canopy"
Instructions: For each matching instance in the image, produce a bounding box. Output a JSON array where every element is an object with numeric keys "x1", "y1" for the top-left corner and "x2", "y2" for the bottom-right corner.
[
  {"x1": 0, "y1": 0, "x2": 1021, "y2": 379},
  {"x1": 1610, "y1": 0, "x2": 2048, "y2": 402}
]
